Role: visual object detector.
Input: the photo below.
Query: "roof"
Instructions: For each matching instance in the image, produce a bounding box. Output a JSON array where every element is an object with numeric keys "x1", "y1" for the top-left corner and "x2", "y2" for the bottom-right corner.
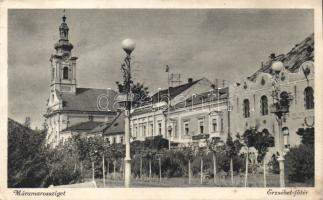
[
  {"x1": 89, "y1": 118, "x2": 114, "y2": 133},
  {"x1": 150, "y1": 79, "x2": 201, "y2": 103},
  {"x1": 102, "y1": 112, "x2": 125, "y2": 136},
  {"x1": 62, "y1": 121, "x2": 103, "y2": 132},
  {"x1": 59, "y1": 87, "x2": 118, "y2": 112},
  {"x1": 248, "y1": 33, "x2": 314, "y2": 81},
  {"x1": 172, "y1": 87, "x2": 229, "y2": 110}
]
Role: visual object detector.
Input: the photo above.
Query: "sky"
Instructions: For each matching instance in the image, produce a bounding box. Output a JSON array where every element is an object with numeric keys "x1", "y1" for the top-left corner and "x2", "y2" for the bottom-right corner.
[{"x1": 8, "y1": 9, "x2": 313, "y2": 128}]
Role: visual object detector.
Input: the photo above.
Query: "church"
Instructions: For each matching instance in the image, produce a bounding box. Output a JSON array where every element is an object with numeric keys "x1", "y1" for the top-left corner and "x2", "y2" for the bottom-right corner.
[{"x1": 44, "y1": 14, "x2": 118, "y2": 146}]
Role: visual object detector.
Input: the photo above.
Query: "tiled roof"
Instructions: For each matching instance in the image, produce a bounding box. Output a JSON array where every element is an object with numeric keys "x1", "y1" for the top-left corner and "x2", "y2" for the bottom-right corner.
[
  {"x1": 172, "y1": 87, "x2": 229, "y2": 110},
  {"x1": 59, "y1": 87, "x2": 118, "y2": 112},
  {"x1": 150, "y1": 79, "x2": 202, "y2": 103},
  {"x1": 62, "y1": 121, "x2": 103, "y2": 131},
  {"x1": 102, "y1": 112, "x2": 125, "y2": 136},
  {"x1": 248, "y1": 33, "x2": 314, "y2": 81}
]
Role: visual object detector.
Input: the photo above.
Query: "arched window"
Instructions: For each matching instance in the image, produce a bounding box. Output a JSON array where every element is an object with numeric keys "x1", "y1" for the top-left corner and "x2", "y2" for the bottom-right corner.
[
  {"x1": 63, "y1": 67, "x2": 68, "y2": 80},
  {"x1": 304, "y1": 87, "x2": 314, "y2": 109},
  {"x1": 260, "y1": 95, "x2": 268, "y2": 116},
  {"x1": 243, "y1": 99, "x2": 250, "y2": 118}
]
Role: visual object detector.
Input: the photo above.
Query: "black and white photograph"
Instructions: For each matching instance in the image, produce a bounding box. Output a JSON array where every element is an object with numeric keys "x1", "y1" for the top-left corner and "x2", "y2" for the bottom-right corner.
[{"x1": 1, "y1": 1, "x2": 322, "y2": 199}]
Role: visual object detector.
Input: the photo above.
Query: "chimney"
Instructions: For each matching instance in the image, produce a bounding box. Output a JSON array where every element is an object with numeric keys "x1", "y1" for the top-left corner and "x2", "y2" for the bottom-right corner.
[
  {"x1": 188, "y1": 78, "x2": 193, "y2": 84},
  {"x1": 269, "y1": 53, "x2": 276, "y2": 60}
]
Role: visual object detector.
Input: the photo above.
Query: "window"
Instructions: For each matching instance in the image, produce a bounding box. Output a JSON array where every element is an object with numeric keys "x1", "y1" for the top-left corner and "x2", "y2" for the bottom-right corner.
[
  {"x1": 134, "y1": 126, "x2": 138, "y2": 137},
  {"x1": 220, "y1": 118, "x2": 224, "y2": 133},
  {"x1": 184, "y1": 122, "x2": 189, "y2": 136},
  {"x1": 120, "y1": 136, "x2": 124, "y2": 144},
  {"x1": 212, "y1": 118, "x2": 217, "y2": 132},
  {"x1": 260, "y1": 95, "x2": 268, "y2": 116},
  {"x1": 149, "y1": 123, "x2": 154, "y2": 136},
  {"x1": 88, "y1": 115, "x2": 93, "y2": 121},
  {"x1": 158, "y1": 122, "x2": 162, "y2": 135},
  {"x1": 63, "y1": 66, "x2": 69, "y2": 79},
  {"x1": 198, "y1": 119, "x2": 204, "y2": 134},
  {"x1": 112, "y1": 137, "x2": 116, "y2": 144},
  {"x1": 143, "y1": 125, "x2": 146, "y2": 137},
  {"x1": 304, "y1": 87, "x2": 314, "y2": 109},
  {"x1": 243, "y1": 99, "x2": 250, "y2": 118}
]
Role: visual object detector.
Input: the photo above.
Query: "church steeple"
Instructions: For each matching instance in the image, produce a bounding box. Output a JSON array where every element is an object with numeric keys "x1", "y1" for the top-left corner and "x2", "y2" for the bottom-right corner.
[
  {"x1": 54, "y1": 11, "x2": 73, "y2": 55},
  {"x1": 50, "y1": 11, "x2": 78, "y2": 94}
]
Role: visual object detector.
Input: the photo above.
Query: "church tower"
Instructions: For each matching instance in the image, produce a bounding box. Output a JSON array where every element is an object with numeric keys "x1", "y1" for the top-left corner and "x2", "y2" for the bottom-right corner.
[{"x1": 49, "y1": 13, "x2": 77, "y2": 94}]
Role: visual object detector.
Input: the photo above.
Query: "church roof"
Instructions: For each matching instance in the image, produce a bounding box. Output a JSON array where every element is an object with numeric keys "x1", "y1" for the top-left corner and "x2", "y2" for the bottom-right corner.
[
  {"x1": 63, "y1": 121, "x2": 103, "y2": 132},
  {"x1": 59, "y1": 87, "x2": 118, "y2": 112}
]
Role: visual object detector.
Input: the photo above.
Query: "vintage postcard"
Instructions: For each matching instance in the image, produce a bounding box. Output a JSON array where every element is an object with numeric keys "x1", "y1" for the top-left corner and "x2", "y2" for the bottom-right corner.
[{"x1": 0, "y1": 0, "x2": 322, "y2": 199}]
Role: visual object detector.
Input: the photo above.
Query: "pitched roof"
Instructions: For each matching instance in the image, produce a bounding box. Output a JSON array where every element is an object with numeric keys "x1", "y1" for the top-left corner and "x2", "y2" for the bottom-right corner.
[
  {"x1": 89, "y1": 119, "x2": 114, "y2": 133},
  {"x1": 172, "y1": 87, "x2": 229, "y2": 110},
  {"x1": 59, "y1": 87, "x2": 118, "y2": 112},
  {"x1": 150, "y1": 78, "x2": 201, "y2": 103},
  {"x1": 248, "y1": 33, "x2": 314, "y2": 81},
  {"x1": 62, "y1": 121, "x2": 103, "y2": 132},
  {"x1": 102, "y1": 112, "x2": 125, "y2": 136}
]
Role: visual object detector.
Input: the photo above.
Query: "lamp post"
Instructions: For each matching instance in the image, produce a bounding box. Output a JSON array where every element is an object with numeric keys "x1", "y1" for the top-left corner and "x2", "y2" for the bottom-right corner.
[
  {"x1": 121, "y1": 38, "x2": 136, "y2": 188},
  {"x1": 270, "y1": 61, "x2": 290, "y2": 187}
]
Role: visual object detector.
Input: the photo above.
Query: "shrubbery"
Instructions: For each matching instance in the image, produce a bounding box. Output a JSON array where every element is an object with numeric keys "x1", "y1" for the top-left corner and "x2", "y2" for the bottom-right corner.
[{"x1": 284, "y1": 127, "x2": 314, "y2": 185}]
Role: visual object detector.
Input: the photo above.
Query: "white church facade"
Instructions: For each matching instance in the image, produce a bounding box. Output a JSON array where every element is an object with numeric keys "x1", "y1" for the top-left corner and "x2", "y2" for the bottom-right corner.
[{"x1": 44, "y1": 14, "x2": 118, "y2": 146}]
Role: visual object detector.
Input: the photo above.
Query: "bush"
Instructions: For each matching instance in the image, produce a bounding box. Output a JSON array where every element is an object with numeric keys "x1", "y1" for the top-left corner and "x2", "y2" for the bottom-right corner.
[{"x1": 285, "y1": 144, "x2": 314, "y2": 184}]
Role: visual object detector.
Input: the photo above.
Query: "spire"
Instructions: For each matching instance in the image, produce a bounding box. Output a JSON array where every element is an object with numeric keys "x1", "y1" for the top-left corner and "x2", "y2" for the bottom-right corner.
[
  {"x1": 62, "y1": 9, "x2": 66, "y2": 22},
  {"x1": 54, "y1": 10, "x2": 73, "y2": 53}
]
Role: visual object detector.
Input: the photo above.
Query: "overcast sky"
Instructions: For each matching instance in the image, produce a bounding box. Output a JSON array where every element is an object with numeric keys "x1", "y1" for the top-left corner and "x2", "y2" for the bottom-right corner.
[{"x1": 8, "y1": 9, "x2": 313, "y2": 128}]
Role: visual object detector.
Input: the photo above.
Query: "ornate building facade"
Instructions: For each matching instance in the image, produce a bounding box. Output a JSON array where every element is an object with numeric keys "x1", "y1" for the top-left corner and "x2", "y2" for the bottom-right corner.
[
  {"x1": 229, "y1": 34, "x2": 314, "y2": 156},
  {"x1": 44, "y1": 15, "x2": 118, "y2": 146}
]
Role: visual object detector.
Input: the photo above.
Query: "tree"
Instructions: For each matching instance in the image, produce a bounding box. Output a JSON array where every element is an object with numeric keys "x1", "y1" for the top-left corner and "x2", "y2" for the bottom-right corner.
[
  {"x1": 285, "y1": 127, "x2": 314, "y2": 185},
  {"x1": 296, "y1": 127, "x2": 314, "y2": 146},
  {"x1": 142, "y1": 149, "x2": 157, "y2": 181},
  {"x1": 8, "y1": 118, "x2": 49, "y2": 187},
  {"x1": 285, "y1": 144, "x2": 314, "y2": 184},
  {"x1": 242, "y1": 128, "x2": 258, "y2": 187},
  {"x1": 116, "y1": 81, "x2": 150, "y2": 108},
  {"x1": 225, "y1": 133, "x2": 243, "y2": 185},
  {"x1": 206, "y1": 137, "x2": 225, "y2": 184},
  {"x1": 182, "y1": 145, "x2": 194, "y2": 184},
  {"x1": 253, "y1": 129, "x2": 274, "y2": 187},
  {"x1": 194, "y1": 145, "x2": 206, "y2": 185}
]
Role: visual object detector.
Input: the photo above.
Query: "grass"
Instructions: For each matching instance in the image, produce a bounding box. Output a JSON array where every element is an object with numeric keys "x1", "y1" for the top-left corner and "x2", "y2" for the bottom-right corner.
[{"x1": 84, "y1": 173, "x2": 293, "y2": 188}]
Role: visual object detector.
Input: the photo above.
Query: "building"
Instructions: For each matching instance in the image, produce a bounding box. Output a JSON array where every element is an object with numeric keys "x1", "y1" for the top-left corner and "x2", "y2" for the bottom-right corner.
[
  {"x1": 90, "y1": 111, "x2": 126, "y2": 144},
  {"x1": 130, "y1": 77, "x2": 230, "y2": 145},
  {"x1": 44, "y1": 14, "x2": 118, "y2": 146},
  {"x1": 230, "y1": 33, "x2": 314, "y2": 156}
]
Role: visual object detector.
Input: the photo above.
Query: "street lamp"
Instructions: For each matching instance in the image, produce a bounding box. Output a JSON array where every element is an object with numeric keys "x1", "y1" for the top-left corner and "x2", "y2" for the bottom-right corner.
[
  {"x1": 270, "y1": 61, "x2": 290, "y2": 187},
  {"x1": 121, "y1": 38, "x2": 136, "y2": 188}
]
